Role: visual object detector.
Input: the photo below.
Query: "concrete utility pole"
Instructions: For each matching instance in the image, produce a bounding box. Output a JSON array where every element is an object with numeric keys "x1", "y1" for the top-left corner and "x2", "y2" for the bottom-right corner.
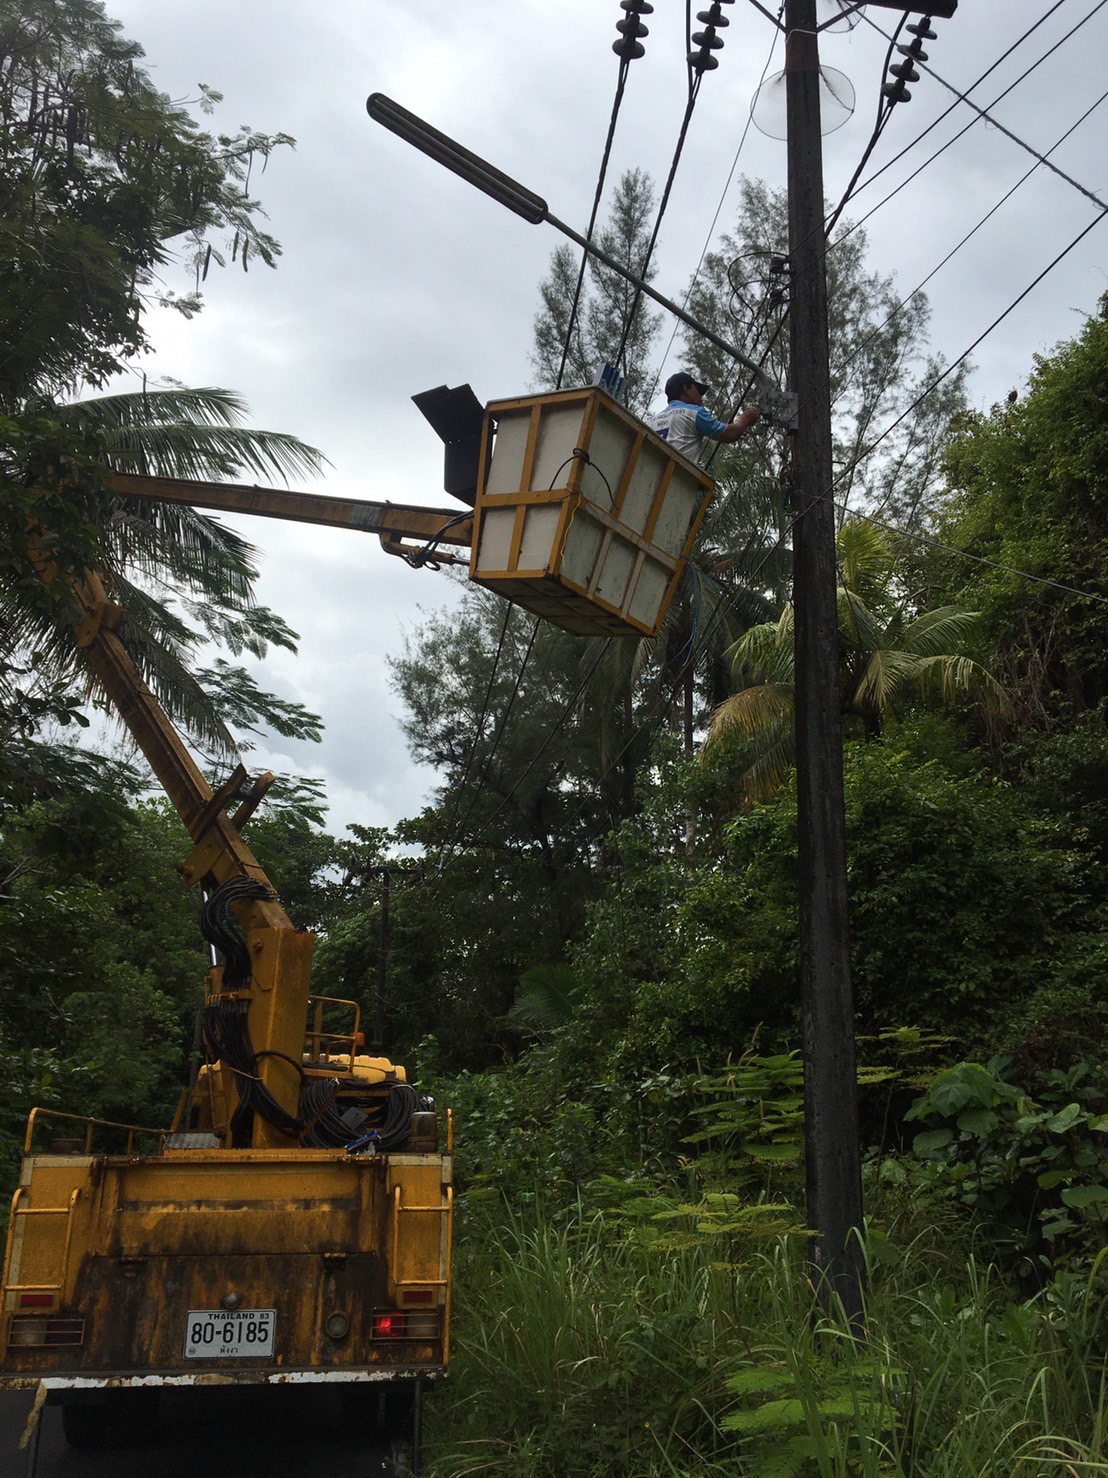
[{"x1": 783, "y1": 0, "x2": 865, "y2": 1325}]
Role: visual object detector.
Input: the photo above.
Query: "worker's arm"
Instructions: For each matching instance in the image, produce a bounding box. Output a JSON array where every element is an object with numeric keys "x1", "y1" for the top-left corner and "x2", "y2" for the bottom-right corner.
[{"x1": 716, "y1": 408, "x2": 761, "y2": 444}]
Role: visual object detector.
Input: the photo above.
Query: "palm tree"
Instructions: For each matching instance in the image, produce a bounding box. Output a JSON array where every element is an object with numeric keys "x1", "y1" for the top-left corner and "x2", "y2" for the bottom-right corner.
[
  {"x1": 2, "y1": 384, "x2": 326, "y2": 759},
  {"x1": 705, "y1": 520, "x2": 1011, "y2": 803}
]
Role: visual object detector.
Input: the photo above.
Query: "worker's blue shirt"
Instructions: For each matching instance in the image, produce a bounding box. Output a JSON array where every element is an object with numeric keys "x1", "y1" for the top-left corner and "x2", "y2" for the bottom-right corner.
[{"x1": 645, "y1": 398, "x2": 727, "y2": 463}]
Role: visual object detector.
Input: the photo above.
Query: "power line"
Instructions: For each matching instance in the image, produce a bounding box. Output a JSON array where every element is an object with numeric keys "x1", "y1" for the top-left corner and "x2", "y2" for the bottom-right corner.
[
  {"x1": 830, "y1": 81, "x2": 1108, "y2": 411},
  {"x1": 432, "y1": 599, "x2": 515, "y2": 872},
  {"x1": 822, "y1": 11, "x2": 908, "y2": 238},
  {"x1": 838, "y1": 499, "x2": 1108, "y2": 609},
  {"x1": 465, "y1": 635, "x2": 615, "y2": 847},
  {"x1": 835, "y1": 206, "x2": 1106, "y2": 485},
  {"x1": 836, "y1": 0, "x2": 1108, "y2": 244},
  {"x1": 860, "y1": 1, "x2": 1108, "y2": 217},
  {"x1": 433, "y1": 613, "x2": 543, "y2": 872},
  {"x1": 556, "y1": 43, "x2": 638, "y2": 389},
  {"x1": 647, "y1": 6, "x2": 784, "y2": 405},
  {"x1": 839, "y1": 0, "x2": 1070, "y2": 206},
  {"x1": 614, "y1": 0, "x2": 741, "y2": 369}
]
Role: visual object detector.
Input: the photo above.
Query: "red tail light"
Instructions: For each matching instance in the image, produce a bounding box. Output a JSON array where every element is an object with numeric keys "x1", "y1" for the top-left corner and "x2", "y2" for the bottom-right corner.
[{"x1": 372, "y1": 1312, "x2": 406, "y2": 1339}]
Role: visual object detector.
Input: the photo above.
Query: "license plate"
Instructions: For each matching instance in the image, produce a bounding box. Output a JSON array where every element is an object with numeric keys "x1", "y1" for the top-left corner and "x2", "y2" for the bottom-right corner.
[{"x1": 184, "y1": 1309, "x2": 275, "y2": 1359}]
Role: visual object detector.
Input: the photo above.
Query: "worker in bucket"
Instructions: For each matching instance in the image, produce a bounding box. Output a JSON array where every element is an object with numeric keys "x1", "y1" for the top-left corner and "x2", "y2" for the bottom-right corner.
[{"x1": 647, "y1": 372, "x2": 760, "y2": 464}]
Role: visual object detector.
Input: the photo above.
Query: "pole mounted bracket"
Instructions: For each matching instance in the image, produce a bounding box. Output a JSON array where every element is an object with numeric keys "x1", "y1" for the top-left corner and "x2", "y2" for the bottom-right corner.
[{"x1": 759, "y1": 385, "x2": 799, "y2": 432}]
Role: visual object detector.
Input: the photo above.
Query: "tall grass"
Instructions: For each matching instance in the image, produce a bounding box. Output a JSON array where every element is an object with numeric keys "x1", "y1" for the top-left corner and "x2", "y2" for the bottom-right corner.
[{"x1": 424, "y1": 1202, "x2": 1108, "y2": 1476}]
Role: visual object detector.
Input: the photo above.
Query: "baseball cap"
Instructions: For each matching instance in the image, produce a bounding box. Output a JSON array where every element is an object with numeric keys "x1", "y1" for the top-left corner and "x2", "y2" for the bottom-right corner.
[{"x1": 665, "y1": 372, "x2": 708, "y2": 400}]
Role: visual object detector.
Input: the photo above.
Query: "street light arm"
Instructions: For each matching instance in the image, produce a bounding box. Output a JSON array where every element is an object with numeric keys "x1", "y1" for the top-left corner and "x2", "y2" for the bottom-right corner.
[{"x1": 366, "y1": 93, "x2": 796, "y2": 426}]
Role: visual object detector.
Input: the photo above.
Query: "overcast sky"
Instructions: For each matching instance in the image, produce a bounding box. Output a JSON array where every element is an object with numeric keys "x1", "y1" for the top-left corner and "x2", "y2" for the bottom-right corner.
[{"x1": 98, "y1": 0, "x2": 1108, "y2": 837}]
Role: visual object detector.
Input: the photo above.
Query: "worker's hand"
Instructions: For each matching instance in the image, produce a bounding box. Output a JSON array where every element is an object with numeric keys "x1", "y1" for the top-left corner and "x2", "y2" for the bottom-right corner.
[{"x1": 736, "y1": 408, "x2": 760, "y2": 435}]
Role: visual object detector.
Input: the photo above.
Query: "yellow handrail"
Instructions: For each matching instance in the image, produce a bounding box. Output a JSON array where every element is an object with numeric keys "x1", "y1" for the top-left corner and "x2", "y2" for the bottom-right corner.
[{"x1": 23, "y1": 1106, "x2": 166, "y2": 1156}]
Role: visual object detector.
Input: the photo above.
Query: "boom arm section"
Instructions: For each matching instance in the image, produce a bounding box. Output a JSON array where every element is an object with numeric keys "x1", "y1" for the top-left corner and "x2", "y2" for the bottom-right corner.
[
  {"x1": 106, "y1": 472, "x2": 474, "y2": 565},
  {"x1": 63, "y1": 566, "x2": 312, "y2": 1147}
]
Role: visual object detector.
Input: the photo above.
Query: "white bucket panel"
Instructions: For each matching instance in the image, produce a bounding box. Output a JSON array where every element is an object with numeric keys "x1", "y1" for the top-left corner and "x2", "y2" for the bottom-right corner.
[
  {"x1": 627, "y1": 558, "x2": 669, "y2": 628},
  {"x1": 620, "y1": 442, "x2": 667, "y2": 534},
  {"x1": 486, "y1": 411, "x2": 531, "y2": 495},
  {"x1": 518, "y1": 505, "x2": 562, "y2": 570},
  {"x1": 584, "y1": 412, "x2": 636, "y2": 506},
  {"x1": 650, "y1": 467, "x2": 702, "y2": 555},
  {"x1": 594, "y1": 537, "x2": 636, "y2": 608},
  {"x1": 561, "y1": 513, "x2": 603, "y2": 586},
  {"x1": 475, "y1": 508, "x2": 517, "y2": 572},
  {"x1": 532, "y1": 406, "x2": 587, "y2": 492}
]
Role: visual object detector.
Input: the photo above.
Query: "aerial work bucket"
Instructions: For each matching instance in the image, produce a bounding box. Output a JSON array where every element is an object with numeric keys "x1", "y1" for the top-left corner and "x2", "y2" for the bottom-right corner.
[{"x1": 470, "y1": 387, "x2": 714, "y2": 638}]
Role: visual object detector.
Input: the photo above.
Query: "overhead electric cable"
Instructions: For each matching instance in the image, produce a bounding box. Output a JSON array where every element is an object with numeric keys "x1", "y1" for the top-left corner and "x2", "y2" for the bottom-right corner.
[
  {"x1": 432, "y1": 600, "x2": 515, "y2": 871},
  {"x1": 830, "y1": 209, "x2": 1106, "y2": 519},
  {"x1": 824, "y1": 0, "x2": 1070, "y2": 242},
  {"x1": 467, "y1": 636, "x2": 615, "y2": 846},
  {"x1": 837, "y1": 0, "x2": 1108, "y2": 238},
  {"x1": 556, "y1": 35, "x2": 638, "y2": 389},
  {"x1": 647, "y1": 8, "x2": 783, "y2": 407},
  {"x1": 831, "y1": 82, "x2": 1108, "y2": 412},
  {"x1": 559, "y1": 515, "x2": 797, "y2": 839},
  {"x1": 614, "y1": 0, "x2": 737, "y2": 371},
  {"x1": 822, "y1": 13, "x2": 907, "y2": 238},
  {"x1": 434, "y1": 614, "x2": 543, "y2": 872},
  {"x1": 836, "y1": 500, "x2": 1108, "y2": 610}
]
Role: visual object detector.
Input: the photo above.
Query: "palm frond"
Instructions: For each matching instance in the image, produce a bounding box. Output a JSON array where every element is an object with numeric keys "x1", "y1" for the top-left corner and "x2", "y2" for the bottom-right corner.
[
  {"x1": 739, "y1": 719, "x2": 797, "y2": 806},
  {"x1": 897, "y1": 605, "x2": 984, "y2": 658},
  {"x1": 836, "y1": 518, "x2": 895, "y2": 603},
  {"x1": 108, "y1": 503, "x2": 258, "y2": 604},
  {"x1": 726, "y1": 614, "x2": 795, "y2": 685},
  {"x1": 706, "y1": 682, "x2": 796, "y2": 744},
  {"x1": 852, "y1": 648, "x2": 919, "y2": 715},
  {"x1": 107, "y1": 615, "x2": 237, "y2": 755},
  {"x1": 56, "y1": 387, "x2": 328, "y2": 484},
  {"x1": 906, "y1": 654, "x2": 1013, "y2": 716},
  {"x1": 837, "y1": 586, "x2": 885, "y2": 656}
]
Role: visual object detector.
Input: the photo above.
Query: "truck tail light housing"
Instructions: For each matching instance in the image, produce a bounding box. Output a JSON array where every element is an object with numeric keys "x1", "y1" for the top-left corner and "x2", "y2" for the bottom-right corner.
[{"x1": 371, "y1": 1309, "x2": 440, "y2": 1340}]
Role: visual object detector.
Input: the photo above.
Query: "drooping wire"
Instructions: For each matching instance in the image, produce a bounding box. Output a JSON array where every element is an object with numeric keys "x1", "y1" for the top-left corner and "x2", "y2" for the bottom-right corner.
[
  {"x1": 432, "y1": 599, "x2": 516, "y2": 872},
  {"x1": 827, "y1": 0, "x2": 1107, "y2": 250},
  {"x1": 836, "y1": 498, "x2": 1108, "y2": 610},
  {"x1": 556, "y1": 36, "x2": 638, "y2": 388},
  {"x1": 435, "y1": 614, "x2": 543, "y2": 870},
  {"x1": 832, "y1": 208, "x2": 1107, "y2": 503},
  {"x1": 613, "y1": 1, "x2": 734, "y2": 372},
  {"x1": 822, "y1": 12, "x2": 908, "y2": 238},
  {"x1": 858, "y1": 1, "x2": 1108, "y2": 216},
  {"x1": 432, "y1": 445, "x2": 616, "y2": 868},
  {"x1": 465, "y1": 635, "x2": 616, "y2": 847},
  {"x1": 830, "y1": 81, "x2": 1108, "y2": 418},
  {"x1": 646, "y1": 6, "x2": 783, "y2": 408}
]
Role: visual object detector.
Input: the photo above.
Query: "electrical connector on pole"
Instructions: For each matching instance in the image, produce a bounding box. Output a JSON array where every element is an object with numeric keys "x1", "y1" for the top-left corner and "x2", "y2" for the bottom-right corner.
[{"x1": 759, "y1": 384, "x2": 798, "y2": 431}]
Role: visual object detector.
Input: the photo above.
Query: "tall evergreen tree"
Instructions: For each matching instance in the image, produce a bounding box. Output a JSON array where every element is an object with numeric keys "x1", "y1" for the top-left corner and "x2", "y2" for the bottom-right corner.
[{"x1": 531, "y1": 168, "x2": 662, "y2": 416}]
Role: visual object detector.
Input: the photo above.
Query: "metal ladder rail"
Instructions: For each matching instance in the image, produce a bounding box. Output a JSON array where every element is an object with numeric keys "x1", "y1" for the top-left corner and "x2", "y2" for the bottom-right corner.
[{"x1": 2, "y1": 1187, "x2": 83, "y2": 1306}]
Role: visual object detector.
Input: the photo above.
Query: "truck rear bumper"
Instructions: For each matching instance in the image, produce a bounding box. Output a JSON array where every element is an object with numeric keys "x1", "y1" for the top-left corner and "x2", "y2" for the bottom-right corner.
[{"x1": 1, "y1": 1363, "x2": 445, "y2": 1392}]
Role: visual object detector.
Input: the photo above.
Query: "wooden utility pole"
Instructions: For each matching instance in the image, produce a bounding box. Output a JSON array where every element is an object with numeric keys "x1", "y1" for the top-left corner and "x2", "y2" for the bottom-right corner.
[{"x1": 784, "y1": 0, "x2": 865, "y2": 1325}]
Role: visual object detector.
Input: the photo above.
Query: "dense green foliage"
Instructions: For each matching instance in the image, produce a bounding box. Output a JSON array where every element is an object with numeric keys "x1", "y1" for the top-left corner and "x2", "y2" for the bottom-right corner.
[
  {"x1": 940, "y1": 301, "x2": 1108, "y2": 723},
  {"x1": 0, "y1": 777, "x2": 202, "y2": 1169},
  {"x1": 0, "y1": 0, "x2": 291, "y2": 406}
]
